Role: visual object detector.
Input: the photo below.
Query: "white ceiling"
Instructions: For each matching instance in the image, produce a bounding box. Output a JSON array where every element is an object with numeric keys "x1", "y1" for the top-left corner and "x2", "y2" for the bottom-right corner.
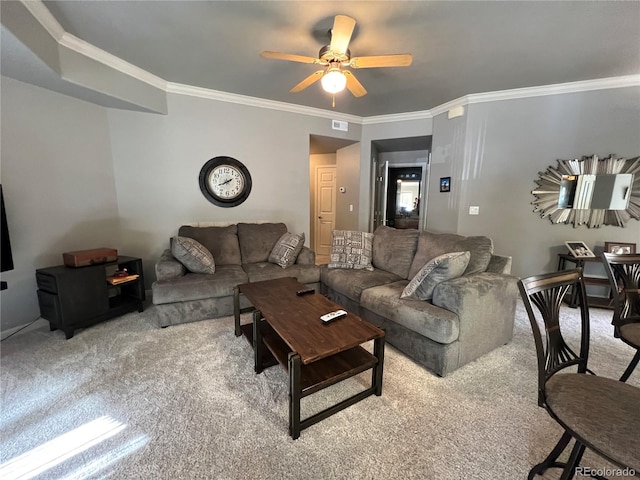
[{"x1": 2, "y1": 1, "x2": 640, "y2": 117}]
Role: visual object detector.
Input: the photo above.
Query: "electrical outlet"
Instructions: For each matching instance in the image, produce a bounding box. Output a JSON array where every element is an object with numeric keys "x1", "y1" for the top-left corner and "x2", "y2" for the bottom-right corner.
[{"x1": 469, "y1": 206, "x2": 480, "y2": 215}]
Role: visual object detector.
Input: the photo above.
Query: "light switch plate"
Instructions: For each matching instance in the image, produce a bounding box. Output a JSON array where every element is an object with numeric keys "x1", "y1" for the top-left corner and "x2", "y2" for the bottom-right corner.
[{"x1": 469, "y1": 206, "x2": 480, "y2": 215}]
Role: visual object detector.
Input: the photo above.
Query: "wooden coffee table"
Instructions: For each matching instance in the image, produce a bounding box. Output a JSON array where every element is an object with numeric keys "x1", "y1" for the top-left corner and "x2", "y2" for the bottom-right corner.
[{"x1": 233, "y1": 277, "x2": 385, "y2": 439}]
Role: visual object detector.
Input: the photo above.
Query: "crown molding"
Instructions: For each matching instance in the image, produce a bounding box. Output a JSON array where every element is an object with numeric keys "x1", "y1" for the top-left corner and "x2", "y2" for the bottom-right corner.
[
  {"x1": 19, "y1": 0, "x2": 640, "y2": 123},
  {"x1": 427, "y1": 75, "x2": 640, "y2": 119},
  {"x1": 429, "y1": 97, "x2": 468, "y2": 118},
  {"x1": 465, "y1": 75, "x2": 640, "y2": 106},
  {"x1": 168, "y1": 74, "x2": 640, "y2": 124},
  {"x1": 166, "y1": 83, "x2": 363, "y2": 123},
  {"x1": 20, "y1": 0, "x2": 65, "y2": 41},
  {"x1": 166, "y1": 73, "x2": 640, "y2": 124},
  {"x1": 21, "y1": 0, "x2": 166, "y2": 91},
  {"x1": 59, "y1": 33, "x2": 167, "y2": 91},
  {"x1": 361, "y1": 110, "x2": 432, "y2": 125}
]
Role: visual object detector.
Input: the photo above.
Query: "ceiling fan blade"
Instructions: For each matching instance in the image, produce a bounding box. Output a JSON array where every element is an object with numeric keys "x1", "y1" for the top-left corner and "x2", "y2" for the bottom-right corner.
[
  {"x1": 260, "y1": 51, "x2": 320, "y2": 64},
  {"x1": 343, "y1": 71, "x2": 367, "y2": 97},
  {"x1": 329, "y1": 15, "x2": 356, "y2": 55},
  {"x1": 290, "y1": 70, "x2": 324, "y2": 93},
  {"x1": 349, "y1": 54, "x2": 413, "y2": 68}
]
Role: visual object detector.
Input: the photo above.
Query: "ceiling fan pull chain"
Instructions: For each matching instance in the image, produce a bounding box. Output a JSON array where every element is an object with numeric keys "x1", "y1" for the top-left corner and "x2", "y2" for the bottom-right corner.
[{"x1": 332, "y1": 94, "x2": 336, "y2": 108}]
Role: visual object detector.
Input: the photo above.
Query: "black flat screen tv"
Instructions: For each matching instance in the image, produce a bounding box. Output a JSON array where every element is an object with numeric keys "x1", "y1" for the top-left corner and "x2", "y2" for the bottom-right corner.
[{"x1": 1, "y1": 185, "x2": 14, "y2": 273}]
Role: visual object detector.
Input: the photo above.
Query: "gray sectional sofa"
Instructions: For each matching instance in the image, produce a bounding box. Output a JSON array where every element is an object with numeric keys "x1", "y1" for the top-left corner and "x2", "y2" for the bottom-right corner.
[
  {"x1": 151, "y1": 222, "x2": 517, "y2": 378},
  {"x1": 151, "y1": 222, "x2": 320, "y2": 327},
  {"x1": 320, "y1": 226, "x2": 519, "y2": 376}
]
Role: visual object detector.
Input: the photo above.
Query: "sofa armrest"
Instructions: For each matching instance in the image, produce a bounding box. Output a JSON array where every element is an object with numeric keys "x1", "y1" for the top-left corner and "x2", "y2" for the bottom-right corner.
[
  {"x1": 296, "y1": 246, "x2": 316, "y2": 265},
  {"x1": 155, "y1": 249, "x2": 186, "y2": 281},
  {"x1": 486, "y1": 254, "x2": 512, "y2": 274},
  {"x1": 432, "y1": 272, "x2": 519, "y2": 365}
]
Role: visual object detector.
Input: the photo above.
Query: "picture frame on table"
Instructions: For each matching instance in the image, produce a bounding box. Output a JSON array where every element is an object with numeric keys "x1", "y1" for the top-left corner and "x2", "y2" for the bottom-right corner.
[
  {"x1": 604, "y1": 242, "x2": 636, "y2": 254},
  {"x1": 565, "y1": 241, "x2": 595, "y2": 258},
  {"x1": 440, "y1": 177, "x2": 451, "y2": 193}
]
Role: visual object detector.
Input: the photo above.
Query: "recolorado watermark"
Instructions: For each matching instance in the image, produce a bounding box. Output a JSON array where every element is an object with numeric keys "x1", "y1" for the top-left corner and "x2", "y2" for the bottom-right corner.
[{"x1": 575, "y1": 466, "x2": 636, "y2": 477}]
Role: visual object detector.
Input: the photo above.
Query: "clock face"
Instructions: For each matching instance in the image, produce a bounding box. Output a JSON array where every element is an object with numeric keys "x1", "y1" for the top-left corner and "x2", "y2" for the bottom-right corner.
[
  {"x1": 208, "y1": 165, "x2": 245, "y2": 200},
  {"x1": 199, "y1": 157, "x2": 252, "y2": 207}
]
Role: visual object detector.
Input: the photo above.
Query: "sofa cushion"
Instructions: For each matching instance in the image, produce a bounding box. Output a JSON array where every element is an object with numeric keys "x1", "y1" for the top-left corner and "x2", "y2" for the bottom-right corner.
[
  {"x1": 408, "y1": 231, "x2": 493, "y2": 279},
  {"x1": 237, "y1": 222, "x2": 287, "y2": 264},
  {"x1": 243, "y1": 262, "x2": 320, "y2": 284},
  {"x1": 171, "y1": 236, "x2": 216, "y2": 274},
  {"x1": 320, "y1": 264, "x2": 401, "y2": 302},
  {"x1": 371, "y1": 226, "x2": 419, "y2": 279},
  {"x1": 152, "y1": 265, "x2": 248, "y2": 304},
  {"x1": 268, "y1": 232, "x2": 305, "y2": 268},
  {"x1": 402, "y1": 251, "x2": 470, "y2": 301},
  {"x1": 361, "y1": 280, "x2": 460, "y2": 344},
  {"x1": 328, "y1": 230, "x2": 374, "y2": 271},
  {"x1": 178, "y1": 225, "x2": 242, "y2": 265},
  {"x1": 295, "y1": 246, "x2": 315, "y2": 265},
  {"x1": 156, "y1": 249, "x2": 186, "y2": 280}
]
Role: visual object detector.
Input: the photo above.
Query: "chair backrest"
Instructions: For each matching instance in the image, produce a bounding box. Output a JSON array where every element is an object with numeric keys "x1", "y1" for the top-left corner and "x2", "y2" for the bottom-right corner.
[
  {"x1": 517, "y1": 269, "x2": 590, "y2": 406},
  {"x1": 601, "y1": 253, "x2": 640, "y2": 328}
]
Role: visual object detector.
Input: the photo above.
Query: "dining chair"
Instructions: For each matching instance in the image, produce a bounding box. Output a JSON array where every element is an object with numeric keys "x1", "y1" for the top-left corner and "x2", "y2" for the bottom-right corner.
[
  {"x1": 601, "y1": 252, "x2": 640, "y2": 382},
  {"x1": 518, "y1": 268, "x2": 640, "y2": 480}
]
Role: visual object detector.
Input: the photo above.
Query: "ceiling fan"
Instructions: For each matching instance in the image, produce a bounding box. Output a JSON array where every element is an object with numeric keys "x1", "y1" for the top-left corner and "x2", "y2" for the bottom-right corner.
[{"x1": 260, "y1": 15, "x2": 412, "y2": 106}]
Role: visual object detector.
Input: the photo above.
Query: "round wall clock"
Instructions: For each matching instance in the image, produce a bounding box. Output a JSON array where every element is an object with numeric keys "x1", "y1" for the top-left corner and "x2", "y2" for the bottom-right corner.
[{"x1": 198, "y1": 156, "x2": 252, "y2": 207}]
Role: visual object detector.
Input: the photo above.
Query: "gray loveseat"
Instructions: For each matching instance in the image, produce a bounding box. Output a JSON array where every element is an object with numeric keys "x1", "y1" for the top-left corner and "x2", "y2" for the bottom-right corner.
[
  {"x1": 152, "y1": 222, "x2": 320, "y2": 327},
  {"x1": 320, "y1": 226, "x2": 518, "y2": 376}
]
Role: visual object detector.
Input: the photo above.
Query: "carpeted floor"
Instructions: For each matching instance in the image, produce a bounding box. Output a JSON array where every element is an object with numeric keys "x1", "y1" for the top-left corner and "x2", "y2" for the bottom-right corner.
[{"x1": 1, "y1": 300, "x2": 638, "y2": 480}]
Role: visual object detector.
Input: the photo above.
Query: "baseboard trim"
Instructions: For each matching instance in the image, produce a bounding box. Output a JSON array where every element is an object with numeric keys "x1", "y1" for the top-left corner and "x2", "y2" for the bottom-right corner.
[{"x1": 1, "y1": 318, "x2": 48, "y2": 341}]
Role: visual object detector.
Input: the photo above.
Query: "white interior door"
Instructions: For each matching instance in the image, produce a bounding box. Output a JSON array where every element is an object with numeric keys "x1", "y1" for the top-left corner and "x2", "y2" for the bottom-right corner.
[{"x1": 315, "y1": 166, "x2": 336, "y2": 257}]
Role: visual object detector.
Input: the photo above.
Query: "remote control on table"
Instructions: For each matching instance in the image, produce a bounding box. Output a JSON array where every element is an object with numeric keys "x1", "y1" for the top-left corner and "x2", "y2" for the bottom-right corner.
[
  {"x1": 296, "y1": 288, "x2": 315, "y2": 296},
  {"x1": 320, "y1": 310, "x2": 348, "y2": 323}
]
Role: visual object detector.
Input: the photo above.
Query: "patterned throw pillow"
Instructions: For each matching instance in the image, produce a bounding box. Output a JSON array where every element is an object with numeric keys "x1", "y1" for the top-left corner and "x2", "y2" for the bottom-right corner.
[
  {"x1": 328, "y1": 230, "x2": 374, "y2": 271},
  {"x1": 401, "y1": 251, "x2": 470, "y2": 301},
  {"x1": 171, "y1": 236, "x2": 216, "y2": 274},
  {"x1": 268, "y1": 232, "x2": 305, "y2": 268}
]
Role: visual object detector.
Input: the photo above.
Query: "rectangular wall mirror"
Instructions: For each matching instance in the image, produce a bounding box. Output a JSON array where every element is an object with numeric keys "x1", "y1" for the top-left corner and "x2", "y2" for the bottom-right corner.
[{"x1": 558, "y1": 173, "x2": 632, "y2": 210}]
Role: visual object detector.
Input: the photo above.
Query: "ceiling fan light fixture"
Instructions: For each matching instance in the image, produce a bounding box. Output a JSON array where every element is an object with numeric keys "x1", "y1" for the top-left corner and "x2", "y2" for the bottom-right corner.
[
  {"x1": 262, "y1": 14, "x2": 411, "y2": 101},
  {"x1": 321, "y1": 68, "x2": 347, "y2": 94}
]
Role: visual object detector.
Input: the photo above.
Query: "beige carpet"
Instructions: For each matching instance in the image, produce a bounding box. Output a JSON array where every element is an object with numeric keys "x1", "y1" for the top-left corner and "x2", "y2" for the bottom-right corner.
[{"x1": 1, "y1": 300, "x2": 638, "y2": 480}]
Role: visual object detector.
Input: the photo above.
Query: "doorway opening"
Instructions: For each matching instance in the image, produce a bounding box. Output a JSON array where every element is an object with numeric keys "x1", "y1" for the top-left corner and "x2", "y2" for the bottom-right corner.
[
  {"x1": 309, "y1": 134, "x2": 359, "y2": 264},
  {"x1": 371, "y1": 136, "x2": 432, "y2": 231},
  {"x1": 386, "y1": 167, "x2": 422, "y2": 229}
]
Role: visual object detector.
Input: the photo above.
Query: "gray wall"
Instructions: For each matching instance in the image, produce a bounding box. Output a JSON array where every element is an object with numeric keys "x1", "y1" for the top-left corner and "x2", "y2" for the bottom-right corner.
[
  {"x1": 452, "y1": 86, "x2": 640, "y2": 277},
  {"x1": 378, "y1": 151, "x2": 430, "y2": 164},
  {"x1": 106, "y1": 93, "x2": 362, "y2": 287},
  {"x1": 0, "y1": 76, "x2": 120, "y2": 333},
  {"x1": 335, "y1": 143, "x2": 361, "y2": 230},
  {"x1": 359, "y1": 118, "x2": 434, "y2": 230},
  {"x1": 428, "y1": 113, "x2": 467, "y2": 233},
  {"x1": 378, "y1": 150, "x2": 430, "y2": 230},
  {"x1": 2, "y1": 74, "x2": 639, "y2": 333},
  {"x1": 0, "y1": 79, "x2": 362, "y2": 333}
]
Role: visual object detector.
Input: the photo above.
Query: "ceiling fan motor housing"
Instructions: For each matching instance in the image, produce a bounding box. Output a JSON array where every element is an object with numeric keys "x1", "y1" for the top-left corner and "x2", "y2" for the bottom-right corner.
[
  {"x1": 260, "y1": 15, "x2": 411, "y2": 100},
  {"x1": 319, "y1": 45, "x2": 351, "y2": 64}
]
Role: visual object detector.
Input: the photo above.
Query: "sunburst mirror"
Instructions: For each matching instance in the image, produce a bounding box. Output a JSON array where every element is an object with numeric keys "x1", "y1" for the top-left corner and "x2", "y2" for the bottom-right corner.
[{"x1": 531, "y1": 154, "x2": 640, "y2": 228}]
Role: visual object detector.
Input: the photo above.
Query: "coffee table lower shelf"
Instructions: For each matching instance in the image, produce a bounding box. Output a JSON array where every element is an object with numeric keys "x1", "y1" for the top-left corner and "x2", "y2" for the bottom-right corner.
[{"x1": 261, "y1": 324, "x2": 379, "y2": 396}]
